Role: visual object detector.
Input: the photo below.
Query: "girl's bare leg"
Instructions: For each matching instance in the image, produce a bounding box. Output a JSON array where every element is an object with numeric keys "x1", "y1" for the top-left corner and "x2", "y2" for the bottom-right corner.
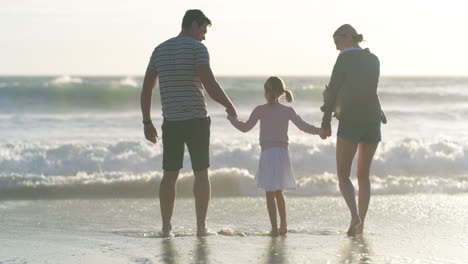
[
  {"x1": 275, "y1": 190, "x2": 287, "y2": 235},
  {"x1": 266, "y1": 191, "x2": 279, "y2": 236}
]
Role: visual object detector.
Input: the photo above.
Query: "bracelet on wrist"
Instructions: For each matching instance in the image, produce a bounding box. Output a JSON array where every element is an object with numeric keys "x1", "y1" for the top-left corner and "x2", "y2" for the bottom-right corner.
[{"x1": 143, "y1": 120, "x2": 153, "y2": 125}]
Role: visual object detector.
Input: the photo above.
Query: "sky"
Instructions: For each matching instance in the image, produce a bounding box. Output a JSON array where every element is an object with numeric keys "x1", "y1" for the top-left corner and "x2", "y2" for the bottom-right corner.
[{"x1": 1, "y1": 0, "x2": 467, "y2": 76}]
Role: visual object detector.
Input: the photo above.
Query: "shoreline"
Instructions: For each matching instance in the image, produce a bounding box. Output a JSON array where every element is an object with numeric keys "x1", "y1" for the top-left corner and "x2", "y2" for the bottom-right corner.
[{"x1": 1, "y1": 195, "x2": 467, "y2": 263}]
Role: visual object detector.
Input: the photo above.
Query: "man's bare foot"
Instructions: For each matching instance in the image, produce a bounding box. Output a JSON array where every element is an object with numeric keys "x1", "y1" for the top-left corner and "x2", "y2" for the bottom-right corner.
[
  {"x1": 279, "y1": 224, "x2": 288, "y2": 235},
  {"x1": 160, "y1": 224, "x2": 173, "y2": 238},
  {"x1": 197, "y1": 227, "x2": 210, "y2": 237},
  {"x1": 347, "y1": 217, "x2": 361, "y2": 236}
]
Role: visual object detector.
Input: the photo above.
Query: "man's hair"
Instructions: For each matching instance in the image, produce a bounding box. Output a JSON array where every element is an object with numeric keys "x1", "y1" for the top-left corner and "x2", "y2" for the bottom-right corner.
[{"x1": 182, "y1": 9, "x2": 211, "y2": 29}]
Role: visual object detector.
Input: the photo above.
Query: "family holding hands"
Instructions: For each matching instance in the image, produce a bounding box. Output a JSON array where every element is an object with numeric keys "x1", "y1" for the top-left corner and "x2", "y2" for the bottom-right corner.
[{"x1": 141, "y1": 10, "x2": 383, "y2": 237}]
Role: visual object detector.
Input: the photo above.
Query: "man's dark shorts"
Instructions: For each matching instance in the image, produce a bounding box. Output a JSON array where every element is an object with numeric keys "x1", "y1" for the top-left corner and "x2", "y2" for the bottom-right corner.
[{"x1": 161, "y1": 117, "x2": 210, "y2": 171}]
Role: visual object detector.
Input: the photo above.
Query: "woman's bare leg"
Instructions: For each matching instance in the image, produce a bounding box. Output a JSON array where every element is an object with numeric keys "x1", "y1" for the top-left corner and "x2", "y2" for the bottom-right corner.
[
  {"x1": 356, "y1": 142, "x2": 379, "y2": 234},
  {"x1": 336, "y1": 136, "x2": 360, "y2": 236}
]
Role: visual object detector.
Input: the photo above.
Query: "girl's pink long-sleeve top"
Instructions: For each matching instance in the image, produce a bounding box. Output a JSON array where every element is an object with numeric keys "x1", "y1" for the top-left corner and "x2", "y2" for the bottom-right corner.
[{"x1": 227, "y1": 103, "x2": 320, "y2": 150}]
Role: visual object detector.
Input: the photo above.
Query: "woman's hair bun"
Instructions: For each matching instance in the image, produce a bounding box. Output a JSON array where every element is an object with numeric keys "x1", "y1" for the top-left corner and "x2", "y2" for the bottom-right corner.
[{"x1": 354, "y1": 34, "x2": 364, "y2": 43}]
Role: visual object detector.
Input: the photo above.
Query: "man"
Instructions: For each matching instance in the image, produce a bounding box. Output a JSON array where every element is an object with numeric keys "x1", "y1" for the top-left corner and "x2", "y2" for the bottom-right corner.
[{"x1": 140, "y1": 9, "x2": 237, "y2": 237}]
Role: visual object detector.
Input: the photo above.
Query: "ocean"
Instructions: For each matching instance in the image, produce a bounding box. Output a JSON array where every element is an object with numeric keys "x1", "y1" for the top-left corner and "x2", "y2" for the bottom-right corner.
[
  {"x1": 1, "y1": 76, "x2": 468, "y2": 263},
  {"x1": 1, "y1": 75, "x2": 467, "y2": 198}
]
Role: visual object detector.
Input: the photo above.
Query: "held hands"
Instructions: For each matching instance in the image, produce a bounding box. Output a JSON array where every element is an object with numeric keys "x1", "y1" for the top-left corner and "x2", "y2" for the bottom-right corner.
[
  {"x1": 144, "y1": 123, "x2": 158, "y2": 144},
  {"x1": 225, "y1": 104, "x2": 238, "y2": 118},
  {"x1": 318, "y1": 128, "x2": 332, "y2": 140},
  {"x1": 322, "y1": 85, "x2": 330, "y2": 102}
]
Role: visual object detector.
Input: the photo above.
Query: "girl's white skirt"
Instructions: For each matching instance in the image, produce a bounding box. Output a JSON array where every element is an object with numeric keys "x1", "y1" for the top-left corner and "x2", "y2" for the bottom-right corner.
[{"x1": 256, "y1": 147, "x2": 297, "y2": 191}]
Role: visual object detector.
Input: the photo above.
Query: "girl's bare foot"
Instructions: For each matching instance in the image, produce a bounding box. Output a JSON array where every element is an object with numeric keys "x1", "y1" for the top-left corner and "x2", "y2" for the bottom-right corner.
[
  {"x1": 347, "y1": 217, "x2": 361, "y2": 236},
  {"x1": 279, "y1": 224, "x2": 288, "y2": 235}
]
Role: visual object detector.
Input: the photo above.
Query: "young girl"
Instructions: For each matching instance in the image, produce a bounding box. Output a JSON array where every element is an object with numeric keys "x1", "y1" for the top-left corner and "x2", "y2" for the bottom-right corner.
[{"x1": 227, "y1": 76, "x2": 322, "y2": 236}]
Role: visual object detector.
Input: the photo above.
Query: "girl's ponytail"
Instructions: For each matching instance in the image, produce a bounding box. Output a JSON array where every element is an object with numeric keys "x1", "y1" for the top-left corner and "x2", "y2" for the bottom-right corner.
[{"x1": 284, "y1": 90, "x2": 294, "y2": 103}]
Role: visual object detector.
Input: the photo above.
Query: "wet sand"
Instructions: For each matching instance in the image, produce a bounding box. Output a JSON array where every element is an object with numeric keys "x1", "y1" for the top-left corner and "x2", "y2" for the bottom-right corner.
[{"x1": 1, "y1": 195, "x2": 467, "y2": 263}]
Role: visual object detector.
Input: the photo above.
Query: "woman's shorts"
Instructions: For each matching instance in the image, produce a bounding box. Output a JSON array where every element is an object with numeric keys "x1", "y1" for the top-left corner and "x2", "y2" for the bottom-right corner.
[{"x1": 337, "y1": 121, "x2": 381, "y2": 144}]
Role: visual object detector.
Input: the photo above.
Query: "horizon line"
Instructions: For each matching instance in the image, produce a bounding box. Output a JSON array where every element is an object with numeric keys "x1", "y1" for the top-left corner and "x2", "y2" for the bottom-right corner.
[{"x1": 1, "y1": 74, "x2": 468, "y2": 78}]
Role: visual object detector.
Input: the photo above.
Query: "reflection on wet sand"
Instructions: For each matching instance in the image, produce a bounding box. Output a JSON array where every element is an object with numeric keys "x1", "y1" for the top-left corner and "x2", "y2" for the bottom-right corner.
[
  {"x1": 194, "y1": 237, "x2": 210, "y2": 264},
  {"x1": 265, "y1": 237, "x2": 288, "y2": 264},
  {"x1": 161, "y1": 239, "x2": 179, "y2": 264},
  {"x1": 339, "y1": 235, "x2": 372, "y2": 264}
]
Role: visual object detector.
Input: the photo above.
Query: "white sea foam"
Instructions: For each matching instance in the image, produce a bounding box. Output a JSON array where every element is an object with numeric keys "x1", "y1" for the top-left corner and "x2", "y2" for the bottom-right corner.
[
  {"x1": 115, "y1": 76, "x2": 139, "y2": 87},
  {"x1": 0, "y1": 168, "x2": 258, "y2": 198},
  {"x1": 1, "y1": 139, "x2": 467, "y2": 178},
  {"x1": 1, "y1": 139, "x2": 468, "y2": 198},
  {"x1": 50, "y1": 75, "x2": 83, "y2": 85},
  {"x1": 1, "y1": 169, "x2": 467, "y2": 199}
]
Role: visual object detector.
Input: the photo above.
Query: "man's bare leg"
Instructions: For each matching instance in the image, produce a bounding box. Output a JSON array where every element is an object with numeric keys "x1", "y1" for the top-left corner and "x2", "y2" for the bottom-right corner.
[
  {"x1": 193, "y1": 169, "x2": 211, "y2": 236},
  {"x1": 159, "y1": 170, "x2": 180, "y2": 237}
]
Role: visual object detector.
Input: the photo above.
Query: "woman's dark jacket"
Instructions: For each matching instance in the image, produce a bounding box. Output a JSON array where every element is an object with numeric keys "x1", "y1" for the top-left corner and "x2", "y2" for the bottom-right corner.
[{"x1": 321, "y1": 48, "x2": 382, "y2": 129}]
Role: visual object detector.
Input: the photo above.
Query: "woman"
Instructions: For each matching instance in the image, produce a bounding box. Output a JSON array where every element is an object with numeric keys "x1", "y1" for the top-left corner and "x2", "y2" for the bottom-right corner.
[{"x1": 320, "y1": 24, "x2": 383, "y2": 236}]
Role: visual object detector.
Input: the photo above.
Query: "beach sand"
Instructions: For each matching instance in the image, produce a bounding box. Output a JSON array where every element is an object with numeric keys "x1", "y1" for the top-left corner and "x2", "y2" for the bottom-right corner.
[{"x1": 1, "y1": 194, "x2": 467, "y2": 263}]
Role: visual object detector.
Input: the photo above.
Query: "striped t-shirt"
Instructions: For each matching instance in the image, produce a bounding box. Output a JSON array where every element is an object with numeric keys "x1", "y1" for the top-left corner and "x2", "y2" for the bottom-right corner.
[{"x1": 148, "y1": 36, "x2": 210, "y2": 121}]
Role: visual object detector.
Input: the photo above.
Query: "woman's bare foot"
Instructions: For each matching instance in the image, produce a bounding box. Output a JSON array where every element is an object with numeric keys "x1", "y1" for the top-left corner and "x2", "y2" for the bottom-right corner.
[
  {"x1": 355, "y1": 222, "x2": 364, "y2": 234},
  {"x1": 347, "y1": 217, "x2": 361, "y2": 236},
  {"x1": 279, "y1": 224, "x2": 288, "y2": 235},
  {"x1": 270, "y1": 228, "x2": 279, "y2": 237}
]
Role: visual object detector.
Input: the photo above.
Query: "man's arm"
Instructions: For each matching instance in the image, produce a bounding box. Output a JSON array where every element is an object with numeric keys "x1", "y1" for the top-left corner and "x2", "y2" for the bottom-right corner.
[
  {"x1": 196, "y1": 64, "x2": 237, "y2": 117},
  {"x1": 140, "y1": 67, "x2": 159, "y2": 143}
]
